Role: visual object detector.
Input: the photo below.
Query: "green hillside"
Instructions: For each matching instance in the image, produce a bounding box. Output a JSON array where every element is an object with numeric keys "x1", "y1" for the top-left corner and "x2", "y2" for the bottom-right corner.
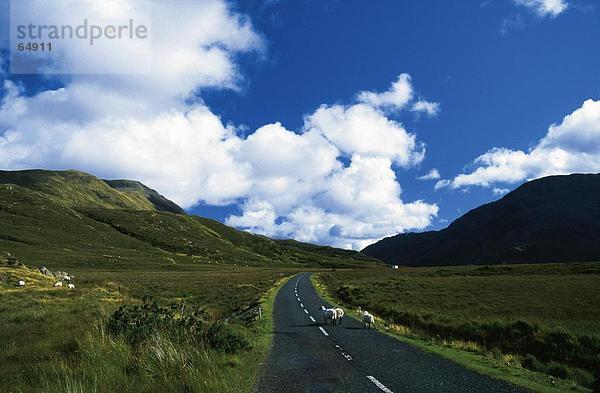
[
  {"x1": 104, "y1": 179, "x2": 185, "y2": 214},
  {"x1": 0, "y1": 170, "x2": 377, "y2": 269},
  {"x1": 0, "y1": 169, "x2": 171, "y2": 212}
]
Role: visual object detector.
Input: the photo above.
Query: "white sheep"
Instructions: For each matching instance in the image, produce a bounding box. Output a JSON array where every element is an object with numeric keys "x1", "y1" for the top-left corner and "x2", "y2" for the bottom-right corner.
[
  {"x1": 67, "y1": 284, "x2": 75, "y2": 289},
  {"x1": 54, "y1": 282, "x2": 63, "y2": 287},
  {"x1": 63, "y1": 275, "x2": 71, "y2": 281},
  {"x1": 320, "y1": 305, "x2": 338, "y2": 326},
  {"x1": 362, "y1": 311, "x2": 375, "y2": 329},
  {"x1": 334, "y1": 308, "x2": 345, "y2": 325},
  {"x1": 17, "y1": 280, "x2": 25, "y2": 287}
]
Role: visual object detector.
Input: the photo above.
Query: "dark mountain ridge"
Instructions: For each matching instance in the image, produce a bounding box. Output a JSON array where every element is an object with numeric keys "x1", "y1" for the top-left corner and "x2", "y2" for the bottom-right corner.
[{"x1": 362, "y1": 173, "x2": 600, "y2": 266}]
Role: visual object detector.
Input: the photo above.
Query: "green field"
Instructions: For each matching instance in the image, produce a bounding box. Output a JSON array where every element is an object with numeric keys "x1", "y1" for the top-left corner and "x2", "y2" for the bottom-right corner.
[
  {"x1": 315, "y1": 263, "x2": 600, "y2": 391},
  {"x1": 0, "y1": 255, "x2": 299, "y2": 393}
]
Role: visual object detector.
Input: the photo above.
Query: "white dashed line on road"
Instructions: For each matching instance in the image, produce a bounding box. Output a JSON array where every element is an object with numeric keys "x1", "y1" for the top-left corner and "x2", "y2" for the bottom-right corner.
[
  {"x1": 335, "y1": 345, "x2": 353, "y2": 361},
  {"x1": 300, "y1": 303, "x2": 304, "y2": 307},
  {"x1": 318, "y1": 327, "x2": 329, "y2": 337},
  {"x1": 304, "y1": 309, "x2": 309, "y2": 314},
  {"x1": 367, "y1": 376, "x2": 394, "y2": 393},
  {"x1": 309, "y1": 316, "x2": 316, "y2": 322}
]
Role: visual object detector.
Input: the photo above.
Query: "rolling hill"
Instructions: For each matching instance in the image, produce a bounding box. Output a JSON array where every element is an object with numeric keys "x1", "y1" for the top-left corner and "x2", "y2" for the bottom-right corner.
[
  {"x1": 362, "y1": 173, "x2": 600, "y2": 266},
  {"x1": 0, "y1": 169, "x2": 179, "y2": 212},
  {"x1": 0, "y1": 169, "x2": 377, "y2": 269}
]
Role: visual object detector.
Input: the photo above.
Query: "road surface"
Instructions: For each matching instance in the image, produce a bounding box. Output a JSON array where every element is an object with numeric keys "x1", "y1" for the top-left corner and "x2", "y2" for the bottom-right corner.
[{"x1": 256, "y1": 273, "x2": 526, "y2": 393}]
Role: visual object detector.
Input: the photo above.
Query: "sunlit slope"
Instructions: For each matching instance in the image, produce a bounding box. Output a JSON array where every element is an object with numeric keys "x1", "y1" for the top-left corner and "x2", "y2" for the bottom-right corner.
[{"x1": 0, "y1": 170, "x2": 378, "y2": 269}]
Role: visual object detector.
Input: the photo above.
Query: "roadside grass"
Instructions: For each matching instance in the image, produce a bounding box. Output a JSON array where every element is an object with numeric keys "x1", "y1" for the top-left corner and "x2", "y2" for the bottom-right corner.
[
  {"x1": 312, "y1": 263, "x2": 600, "y2": 393},
  {"x1": 0, "y1": 259, "x2": 294, "y2": 393}
]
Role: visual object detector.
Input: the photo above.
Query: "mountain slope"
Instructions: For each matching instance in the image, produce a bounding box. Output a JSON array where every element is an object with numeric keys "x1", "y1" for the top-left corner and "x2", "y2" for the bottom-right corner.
[
  {"x1": 0, "y1": 170, "x2": 377, "y2": 269},
  {"x1": 0, "y1": 169, "x2": 183, "y2": 213},
  {"x1": 363, "y1": 173, "x2": 600, "y2": 266},
  {"x1": 103, "y1": 179, "x2": 185, "y2": 214}
]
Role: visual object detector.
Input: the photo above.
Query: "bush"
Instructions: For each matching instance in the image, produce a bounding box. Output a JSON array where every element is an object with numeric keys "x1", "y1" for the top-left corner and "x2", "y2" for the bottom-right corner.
[
  {"x1": 107, "y1": 298, "x2": 250, "y2": 353},
  {"x1": 522, "y1": 354, "x2": 547, "y2": 373},
  {"x1": 202, "y1": 321, "x2": 250, "y2": 354},
  {"x1": 548, "y1": 363, "x2": 569, "y2": 379}
]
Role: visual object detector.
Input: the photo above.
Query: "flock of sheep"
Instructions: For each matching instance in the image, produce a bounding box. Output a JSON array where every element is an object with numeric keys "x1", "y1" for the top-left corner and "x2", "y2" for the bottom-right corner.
[
  {"x1": 320, "y1": 305, "x2": 375, "y2": 328},
  {"x1": 16, "y1": 266, "x2": 76, "y2": 289}
]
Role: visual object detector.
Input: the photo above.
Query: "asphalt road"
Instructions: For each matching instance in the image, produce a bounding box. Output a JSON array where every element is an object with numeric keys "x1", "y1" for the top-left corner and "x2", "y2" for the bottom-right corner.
[{"x1": 256, "y1": 273, "x2": 527, "y2": 393}]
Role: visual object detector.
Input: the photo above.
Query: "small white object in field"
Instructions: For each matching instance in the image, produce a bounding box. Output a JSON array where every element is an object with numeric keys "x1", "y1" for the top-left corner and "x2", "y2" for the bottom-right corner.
[
  {"x1": 67, "y1": 284, "x2": 75, "y2": 289},
  {"x1": 17, "y1": 280, "x2": 25, "y2": 287},
  {"x1": 54, "y1": 282, "x2": 63, "y2": 287}
]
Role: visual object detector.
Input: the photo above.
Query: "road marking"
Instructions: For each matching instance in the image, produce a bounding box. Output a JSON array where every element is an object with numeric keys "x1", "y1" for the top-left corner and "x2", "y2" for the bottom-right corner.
[
  {"x1": 318, "y1": 327, "x2": 329, "y2": 336},
  {"x1": 300, "y1": 302, "x2": 304, "y2": 307},
  {"x1": 304, "y1": 309, "x2": 309, "y2": 314},
  {"x1": 335, "y1": 345, "x2": 353, "y2": 361},
  {"x1": 367, "y1": 376, "x2": 393, "y2": 393},
  {"x1": 309, "y1": 316, "x2": 316, "y2": 322}
]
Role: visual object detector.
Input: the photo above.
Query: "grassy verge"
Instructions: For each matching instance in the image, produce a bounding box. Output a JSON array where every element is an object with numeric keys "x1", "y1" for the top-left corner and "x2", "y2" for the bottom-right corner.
[
  {"x1": 0, "y1": 258, "x2": 294, "y2": 393},
  {"x1": 311, "y1": 270, "x2": 596, "y2": 393}
]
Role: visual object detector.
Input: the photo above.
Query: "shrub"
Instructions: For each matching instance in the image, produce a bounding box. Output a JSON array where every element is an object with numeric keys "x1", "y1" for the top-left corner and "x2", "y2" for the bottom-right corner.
[
  {"x1": 522, "y1": 354, "x2": 547, "y2": 373},
  {"x1": 202, "y1": 321, "x2": 250, "y2": 354},
  {"x1": 548, "y1": 363, "x2": 569, "y2": 379},
  {"x1": 107, "y1": 298, "x2": 250, "y2": 353}
]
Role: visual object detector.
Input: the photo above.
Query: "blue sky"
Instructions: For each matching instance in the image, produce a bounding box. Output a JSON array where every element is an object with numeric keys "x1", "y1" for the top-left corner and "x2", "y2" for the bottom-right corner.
[
  {"x1": 197, "y1": 0, "x2": 600, "y2": 226},
  {"x1": 1, "y1": 0, "x2": 600, "y2": 249}
]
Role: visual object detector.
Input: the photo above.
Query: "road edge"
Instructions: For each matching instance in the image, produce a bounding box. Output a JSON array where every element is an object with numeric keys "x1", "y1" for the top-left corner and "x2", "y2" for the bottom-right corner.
[{"x1": 251, "y1": 273, "x2": 298, "y2": 392}]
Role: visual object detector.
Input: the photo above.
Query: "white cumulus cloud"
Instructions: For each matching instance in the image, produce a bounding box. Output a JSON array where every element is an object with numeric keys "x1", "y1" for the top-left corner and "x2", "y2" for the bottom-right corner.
[
  {"x1": 356, "y1": 73, "x2": 414, "y2": 111},
  {"x1": 513, "y1": 0, "x2": 568, "y2": 18},
  {"x1": 417, "y1": 168, "x2": 441, "y2": 180},
  {"x1": 412, "y1": 100, "x2": 441, "y2": 117},
  {"x1": 437, "y1": 99, "x2": 600, "y2": 191},
  {"x1": 305, "y1": 103, "x2": 425, "y2": 167}
]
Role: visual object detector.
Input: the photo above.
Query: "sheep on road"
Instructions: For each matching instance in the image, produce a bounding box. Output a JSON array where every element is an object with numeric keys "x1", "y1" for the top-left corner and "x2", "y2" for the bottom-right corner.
[
  {"x1": 334, "y1": 308, "x2": 345, "y2": 325},
  {"x1": 363, "y1": 311, "x2": 375, "y2": 329},
  {"x1": 320, "y1": 306, "x2": 338, "y2": 326}
]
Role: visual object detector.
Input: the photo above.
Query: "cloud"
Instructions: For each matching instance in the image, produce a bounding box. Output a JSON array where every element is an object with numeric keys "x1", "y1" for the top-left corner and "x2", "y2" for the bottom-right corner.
[
  {"x1": 356, "y1": 73, "x2": 414, "y2": 111},
  {"x1": 417, "y1": 168, "x2": 441, "y2": 180},
  {"x1": 0, "y1": 1, "x2": 439, "y2": 250},
  {"x1": 226, "y1": 155, "x2": 439, "y2": 250},
  {"x1": 223, "y1": 78, "x2": 440, "y2": 249},
  {"x1": 305, "y1": 103, "x2": 425, "y2": 167},
  {"x1": 513, "y1": 0, "x2": 568, "y2": 17},
  {"x1": 411, "y1": 100, "x2": 441, "y2": 117},
  {"x1": 438, "y1": 99, "x2": 600, "y2": 190},
  {"x1": 492, "y1": 187, "x2": 510, "y2": 196}
]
